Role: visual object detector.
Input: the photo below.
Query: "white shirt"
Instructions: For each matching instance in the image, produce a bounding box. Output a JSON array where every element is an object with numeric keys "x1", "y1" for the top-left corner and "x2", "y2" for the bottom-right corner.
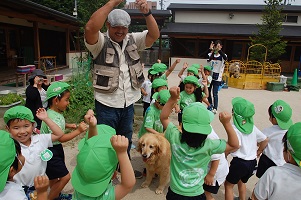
[
  {"x1": 14, "y1": 134, "x2": 53, "y2": 187},
  {"x1": 262, "y1": 125, "x2": 286, "y2": 166},
  {"x1": 85, "y1": 31, "x2": 149, "y2": 108},
  {"x1": 231, "y1": 125, "x2": 267, "y2": 160},
  {"x1": 0, "y1": 181, "x2": 27, "y2": 200},
  {"x1": 207, "y1": 130, "x2": 229, "y2": 186},
  {"x1": 38, "y1": 87, "x2": 48, "y2": 108},
  {"x1": 141, "y1": 79, "x2": 152, "y2": 103},
  {"x1": 254, "y1": 163, "x2": 301, "y2": 200}
]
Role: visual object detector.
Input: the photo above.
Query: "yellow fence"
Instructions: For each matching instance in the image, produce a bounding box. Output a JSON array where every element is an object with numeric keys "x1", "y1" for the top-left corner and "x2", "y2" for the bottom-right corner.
[{"x1": 224, "y1": 60, "x2": 281, "y2": 90}]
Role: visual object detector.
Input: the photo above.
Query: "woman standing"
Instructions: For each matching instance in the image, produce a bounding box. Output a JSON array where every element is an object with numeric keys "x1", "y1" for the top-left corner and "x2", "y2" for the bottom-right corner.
[{"x1": 25, "y1": 69, "x2": 50, "y2": 130}]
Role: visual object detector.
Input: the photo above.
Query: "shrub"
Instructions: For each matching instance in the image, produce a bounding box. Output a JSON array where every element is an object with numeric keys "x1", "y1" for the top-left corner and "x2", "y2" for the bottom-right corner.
[{"x1": 0, "y1": 93, "x2": 25, "y2": 106}]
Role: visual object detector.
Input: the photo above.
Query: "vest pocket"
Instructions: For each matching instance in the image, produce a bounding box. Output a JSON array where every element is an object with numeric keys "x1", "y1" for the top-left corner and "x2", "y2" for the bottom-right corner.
[
  {"x1": 106, "y1": 48, "x2": 115, "y2": 64},
  {"x1": 129, "y1": 63, "x2": 145, "y2": 90},
  {"x1": 93, "y1": 65, "x2": 119, "y2": 93}
]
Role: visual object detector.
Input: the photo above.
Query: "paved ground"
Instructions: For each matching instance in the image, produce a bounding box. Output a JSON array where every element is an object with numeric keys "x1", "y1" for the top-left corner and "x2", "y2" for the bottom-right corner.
[{"x1": 1, "y1": 68, "x2": 300, "y2": 199}]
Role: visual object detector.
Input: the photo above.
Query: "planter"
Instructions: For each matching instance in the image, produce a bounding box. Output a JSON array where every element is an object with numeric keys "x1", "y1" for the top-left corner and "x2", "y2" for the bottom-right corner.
[
  {"x1": 134, "y1": 103, "x2": 144, "y2": 116},
  {"x1": 0, "y1": 101, "x2": 21, "y2": 116}
]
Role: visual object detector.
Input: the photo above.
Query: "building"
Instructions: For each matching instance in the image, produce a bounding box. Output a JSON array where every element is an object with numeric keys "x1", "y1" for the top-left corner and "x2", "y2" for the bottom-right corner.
[
  {"x1": 125, "y1": 1, "x2": 157, "y2": 10},
  {"x1": 161, "y1": 4, "x2": 301, "y2": 73},
  {"x1": 0, "y1": 0, "x2": 80, "y2": 85}
]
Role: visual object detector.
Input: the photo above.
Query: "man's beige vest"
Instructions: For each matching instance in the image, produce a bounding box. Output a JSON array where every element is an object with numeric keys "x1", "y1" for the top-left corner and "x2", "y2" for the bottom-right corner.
[{"x1": 92, "y1": 35, "x2": 145, "y2": 93}]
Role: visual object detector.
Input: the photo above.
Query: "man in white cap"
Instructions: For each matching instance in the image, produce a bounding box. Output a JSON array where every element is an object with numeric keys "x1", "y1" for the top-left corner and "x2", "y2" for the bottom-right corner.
[{"x1": 85, "y1": 0, "x2": 159, "y2": 178}]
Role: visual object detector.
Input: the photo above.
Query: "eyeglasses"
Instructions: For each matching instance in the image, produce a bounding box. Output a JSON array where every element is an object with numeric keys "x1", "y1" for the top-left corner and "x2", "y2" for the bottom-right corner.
[{"x1": 15, "y1": 154, "x2": 23, "y2": 167}]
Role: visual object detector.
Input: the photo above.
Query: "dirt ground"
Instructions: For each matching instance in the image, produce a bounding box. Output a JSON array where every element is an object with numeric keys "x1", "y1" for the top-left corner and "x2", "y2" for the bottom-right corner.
[{"x1": 1, "y1": 70, "x2": 300, "y2": 199}]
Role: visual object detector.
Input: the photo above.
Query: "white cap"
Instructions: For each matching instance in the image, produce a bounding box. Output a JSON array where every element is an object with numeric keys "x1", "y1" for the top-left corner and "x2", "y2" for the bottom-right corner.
[{"x1": 107, "y1": 9, "x2": 131, "y2": 28}]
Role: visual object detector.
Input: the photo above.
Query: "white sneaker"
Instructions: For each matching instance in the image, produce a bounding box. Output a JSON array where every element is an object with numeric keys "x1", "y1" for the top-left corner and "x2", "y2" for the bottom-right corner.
[{"x1": 212, "y1": 109, "x2": 217, "y2": 114}]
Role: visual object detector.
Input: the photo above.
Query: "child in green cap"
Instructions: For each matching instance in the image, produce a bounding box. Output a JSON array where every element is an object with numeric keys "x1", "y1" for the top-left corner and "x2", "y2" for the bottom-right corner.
[
  {"x1": 0, "y1": 130, "x2": 49, "y2": 200},
  {"x1": 71, "y1": 109, "x2": 135, "y2": 199},
  {"x1": 256, "y1": 99, "x2": 293, "y2": 178},
  {"x1": 40, "y1": 81, "x2": 87, "y2": 200},
  {"x1": 150, "y1": 78, "x2": 168, "y2": 104},
  {"x1": 160, "y1": 86, "x2": 239, "y2": 199},
  {"x1": 138, "y1": 89, "x2": 171, "y2": 138},
  {"x1": 3, "y1": 106, "x2": 64, "y2": 198},
  {"x1": 252, "y1": 122, "x2": 301, "y2": 200},
  {"x1": 149, "y1": 59, "x2": 180, "y2": 82},
  {"x1": 177, "y1": 75, "x2": 208, "y2": 128},
  {"x1": 224, "y1": 97, "x2": 269, "y2": 200}
]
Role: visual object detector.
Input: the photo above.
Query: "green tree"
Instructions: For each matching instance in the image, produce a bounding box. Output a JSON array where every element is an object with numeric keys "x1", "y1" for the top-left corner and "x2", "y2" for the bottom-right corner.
[{"x1": 250, "y1": 0, "x2": 286, "y2": 63}]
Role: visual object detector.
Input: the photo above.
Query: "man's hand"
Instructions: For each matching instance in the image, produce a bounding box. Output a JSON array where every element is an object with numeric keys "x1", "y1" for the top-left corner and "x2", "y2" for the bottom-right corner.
[
  {"x1": 111, "y1": 135, "x2": 128, "y2": 154},
  {"x1": 135, "y1": 0, "x2": 149, "y2": 14}
]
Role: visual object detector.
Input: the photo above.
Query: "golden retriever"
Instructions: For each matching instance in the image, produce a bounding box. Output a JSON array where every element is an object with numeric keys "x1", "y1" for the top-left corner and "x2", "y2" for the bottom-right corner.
[{"x1": 137, "y1": 133, "x2": 171, "y2": 194}]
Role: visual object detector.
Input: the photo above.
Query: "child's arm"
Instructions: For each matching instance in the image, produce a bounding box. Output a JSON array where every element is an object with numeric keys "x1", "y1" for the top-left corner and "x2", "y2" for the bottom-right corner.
[
  {"x1": 145, "y1": 128, "x2": 161, "y2": 135},
  {"x1": 165, "y1": 58, "x2": 180, "y2": 78},
  {"x1": 34, "y1": 175, "x2": 49, "y2": 200},
  {"x1": 204, "y1": 160, "x2": 219, "y2": 186},
  {"x1": 84, "y1": 109, "x2": 97, "y2": 139},
  {"x1": 219, "y1": 111, "x2": 239, "y2": 153},
  {"x1": 178, "y1": 62, "x2": 188, "y2": 78},
  {"x1": 160, "y1": 86, "x2": 180, "y2": 130},
  {"x1": 58, "y1": 121, "x2": 88, "y2": 143},
  {"x1": 257, "y1": 137, "x2": 269, "y2": 157},
  {"x1": 199, "y1": 65, "x2": 206, "y2": 81},
  {"x1": 141, "y1": 87, "x2": 147, "y2": 96},
  {"x1": 202, "y1": 80, "x2": 209, "y2": 98},
  {"x1": 65, "y1": 123, "x2": 77, "y2": 129},
  {"x1": 36, "y1": 108, "x2": 64, "y2": 142},
  {"x1": 113, "y1": 135, "x2": 136, "y2": 200}
]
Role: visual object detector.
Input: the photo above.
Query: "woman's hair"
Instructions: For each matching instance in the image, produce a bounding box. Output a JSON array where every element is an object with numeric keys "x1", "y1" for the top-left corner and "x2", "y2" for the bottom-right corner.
[
  {"x1": 28, "y1": 77, "x2": 35, "y2": 85},
  {"x1": 181, "y1": 126, "x2": 208, "y2": 148},
  {"x1": 268, "y1": 105, "x2": 275, "y2": 119},
  {"x1": 11, "y1": 139, "x2": 21, "y2": 171},
  {"x1": 47, "y1": 89, "x2": 70, "y2": 108}
]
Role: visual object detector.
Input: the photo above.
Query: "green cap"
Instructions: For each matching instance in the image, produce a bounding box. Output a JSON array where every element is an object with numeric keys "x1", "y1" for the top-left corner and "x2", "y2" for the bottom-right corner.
[
  {"x1": 4, "y1": 106, "x2": 35, "y2": 125},
  {"x1": 157, "y1": 89, "x2": 170, "y2": 104},
  {"x1": 152, "y1": 92, "x2": 158, "y2": 101},
  {"x1": 187, "y1": 67, "x2": 198, "y2": 76},
  {"x1": 271, "y1": 100, "x2": 293, "y2": 130},
  {"x1": 149, "y1": 63, "x2": 167, "y2": 75},
  {"x1": 190, "y1": 64, "x2": 200, "y2": 69},
  {"x1": 182, "y1": 102, "x2": 214, "y2": 135},
  {"x1": 46, "y1": 81, "x2": 70, "y2": 100},
  {"x1": 183, "y1": 76, "x2": 200, "y2": 88},
  {"x1": 152, "y1": 78, "x2": 168, "y2": 89},
  {"x1": 71, "y1": 125, "x2": 118, "y2": 197},
  {"x1": 204, "y1": 65, "x2": 212, "y2": 71},
  {"x1": 0, "y1": 130, "x2": 16, "y2": 192},
  {"x1": 232, "y1": 97, "x2": 255, "y2": 134},
  {"x1": 286, "y1": 122, "x2": 301, "y2": 168}
]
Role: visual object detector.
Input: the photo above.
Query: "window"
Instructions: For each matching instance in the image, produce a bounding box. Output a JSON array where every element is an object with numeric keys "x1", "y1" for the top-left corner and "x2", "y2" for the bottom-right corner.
[
  {"x1": 232, "y1": 43, "x2": 243, "y2": 59},
  {"x1": 283, "y1": 15, "x2": 298, "y2": 23}
]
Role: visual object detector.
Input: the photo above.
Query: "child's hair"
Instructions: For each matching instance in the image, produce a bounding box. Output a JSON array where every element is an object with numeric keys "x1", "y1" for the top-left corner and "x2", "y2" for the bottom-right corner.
[
  {"x1": 268, "y1": 105, "x2": 275, "y2": 119},
  {"x1": 181, "y1": 126, "x2": 207, "y2": 148},
  {"x1": 47, "y1": 89, "x2": 70, "y2": 107},
  {"x1": 150, "y1": 73, "x2": 164, "y2": 82},
  {"x1": 194, "y1": 87, "x2": 203, "y2": 103},
  {"x1": 282, "y1": 131, "x2": 288, "y2": 152},
  {"x1": 11, "y1": 139, "x2": 21, "y2": 171}
]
